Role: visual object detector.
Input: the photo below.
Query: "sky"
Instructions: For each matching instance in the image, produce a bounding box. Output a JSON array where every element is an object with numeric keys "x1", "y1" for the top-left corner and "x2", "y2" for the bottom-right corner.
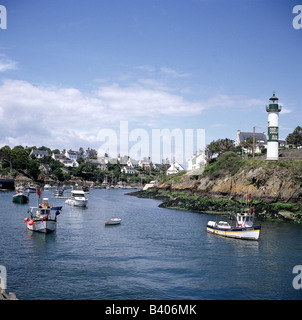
[{"x1": 0, "y1": 0, "x2": 301, "y2": 164}]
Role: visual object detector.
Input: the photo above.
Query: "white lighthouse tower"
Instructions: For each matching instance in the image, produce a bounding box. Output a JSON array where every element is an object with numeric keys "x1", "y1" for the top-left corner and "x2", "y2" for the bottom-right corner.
[{"x1": 266, "y1": 92, "x2": 282, "y2": 160}]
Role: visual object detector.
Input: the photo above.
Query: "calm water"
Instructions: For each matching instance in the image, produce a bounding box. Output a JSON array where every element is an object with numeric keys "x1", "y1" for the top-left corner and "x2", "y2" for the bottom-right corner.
[{"x1": 0, "y1": 188, "x2": 301, "y2": 300}]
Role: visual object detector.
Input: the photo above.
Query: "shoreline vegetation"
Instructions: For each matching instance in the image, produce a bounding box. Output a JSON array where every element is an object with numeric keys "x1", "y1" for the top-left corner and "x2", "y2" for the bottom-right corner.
[{"x1": 127, "y1": 188, "x2": 302, "y2": 224}]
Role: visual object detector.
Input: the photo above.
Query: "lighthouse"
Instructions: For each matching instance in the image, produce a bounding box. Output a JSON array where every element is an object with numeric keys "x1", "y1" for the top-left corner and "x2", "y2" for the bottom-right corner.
[{"x1": 266, "y1": 92, "x2": 282, "y2": 160}]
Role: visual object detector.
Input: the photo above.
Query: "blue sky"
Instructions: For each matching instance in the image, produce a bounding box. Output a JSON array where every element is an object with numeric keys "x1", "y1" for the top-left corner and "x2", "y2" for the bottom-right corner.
[{"x1": 0, "y1": 0, "x2": 301, "y2": 163}]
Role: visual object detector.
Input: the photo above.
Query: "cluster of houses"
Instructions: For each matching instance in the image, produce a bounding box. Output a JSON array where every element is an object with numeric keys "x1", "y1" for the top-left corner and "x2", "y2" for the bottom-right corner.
[{"x1": 29, "y1": 129, "x2": 286, "y2": 177}]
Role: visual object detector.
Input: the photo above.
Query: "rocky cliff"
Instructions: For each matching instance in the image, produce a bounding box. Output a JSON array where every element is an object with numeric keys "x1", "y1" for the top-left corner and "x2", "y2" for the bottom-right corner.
[
  {"x1": 158, "y1": 152, "x2": 302, "y2": 204},
  {"x1": 130, "y1": 152, "x2": 302, "y2": 222}
]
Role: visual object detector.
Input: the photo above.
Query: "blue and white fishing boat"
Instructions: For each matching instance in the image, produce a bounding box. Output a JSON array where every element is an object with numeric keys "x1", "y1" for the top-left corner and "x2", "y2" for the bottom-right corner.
[{"x1": 206, "y1": 194, "x2": 261, "y2": 241}]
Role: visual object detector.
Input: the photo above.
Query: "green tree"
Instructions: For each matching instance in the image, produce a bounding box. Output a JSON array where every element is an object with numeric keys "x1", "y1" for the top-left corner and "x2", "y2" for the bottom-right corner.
[
  {"x1": 11, "y1": 146, "x2": 29, "y2": 170},
  {"x1": 52, "y1": 149, "x2": 61, "y2": 155},
  {"x1": 0, "y1": 145, "x2": 12, "y2": 169},
  {"x1": 86, "y1": 148, "x2": 98, "y2": 159},
  {"x1": 240, "y1": 136, "x2": 254, "y2": 154},
  {"x1": 27, "y1": 160, "x2": 40, "y2": 180},
  {"x1": 206, "y1": 138, "x2": 235, "y2": 158},
  {"x1": 286, "y1": 126, "x2": 302, "y2": 148},
  {"x1": 52, "y1": 168, "x2": 65, "y2": 181}
]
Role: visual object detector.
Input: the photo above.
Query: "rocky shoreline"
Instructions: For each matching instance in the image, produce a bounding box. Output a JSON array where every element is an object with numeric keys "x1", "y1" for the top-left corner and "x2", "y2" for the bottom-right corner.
[
  {"x1": 127, "y1": 188, "x2": 302, "y2": 223},
  {"x1": 127, "y1": 155, "x2": 302, "y2": 223}
]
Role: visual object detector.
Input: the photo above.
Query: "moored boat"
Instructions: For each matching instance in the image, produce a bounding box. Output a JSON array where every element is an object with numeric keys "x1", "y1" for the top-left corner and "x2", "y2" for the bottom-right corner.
[
  {"x1": 105, "y1": 218, "x2": 121, "y2": 225},
  {"x1": 53, "y1": 188, "x2": 64, "y2": 197},
  {"x1": 12, "y1": 192, "x2": 29, "y2": 204},
  {"x1": 24, "y1": 198, "x2": 62, "y2": 233},
  {"x1": 82, "y1": 185, "x2": 90, "y2": 193},
  {"x1": 44, "y1": 184, "x2": 51, "y2": 190},
  {"x1": 65, "y1": 190, "x2": 88, "y2": 207},
  {"x1": 206, "y1": 194, "x2": 261, "y2": 241},
  {"x1": 25, "y1": 186, "x2": 36, "y2": 193}
]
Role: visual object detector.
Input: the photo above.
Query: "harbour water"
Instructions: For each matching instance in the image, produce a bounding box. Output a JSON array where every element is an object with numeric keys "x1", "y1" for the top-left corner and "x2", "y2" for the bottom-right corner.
[{"x1": 0, "y1": 188, "x2": 301, "y2": 300}]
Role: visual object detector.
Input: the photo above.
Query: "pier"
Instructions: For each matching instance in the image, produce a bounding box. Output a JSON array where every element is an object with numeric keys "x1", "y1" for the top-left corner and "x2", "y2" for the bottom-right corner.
[{"x1": 0, "y1": 179, "x2": 15, "y2": 191}]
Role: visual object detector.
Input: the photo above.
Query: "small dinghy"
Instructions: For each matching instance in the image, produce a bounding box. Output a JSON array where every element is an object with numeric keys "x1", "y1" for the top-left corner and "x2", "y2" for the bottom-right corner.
[{"x1": 105, "y1": 218, "x2": 121, "y2": 225}]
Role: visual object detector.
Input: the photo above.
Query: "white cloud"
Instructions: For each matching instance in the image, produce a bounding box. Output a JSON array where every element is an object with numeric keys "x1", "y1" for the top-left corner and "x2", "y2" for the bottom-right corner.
[
  {"x1": 0, "y1": 56, "x2": 17, "y2": 72},
  {"x1": 0, "y1": 79, "x2": 205, "y2": 149},
  {"x1": 280, "y1": 107, "x2": 292, "y2": 114},
  {"x1": 0, "y1": 78, "x2": 264, "y2": 150},
  {"x1": 96, "y1": 84, "x2": 205, "y2": 116},
  {"x1": 159, "y1": 67, "x2": 190, "y2": 78}
]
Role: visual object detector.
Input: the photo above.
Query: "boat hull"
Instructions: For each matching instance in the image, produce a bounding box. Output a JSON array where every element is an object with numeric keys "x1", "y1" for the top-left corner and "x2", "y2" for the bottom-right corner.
[
  {"x1": 26, "y1": 187, "x2": 36, "y2": 193},
  {"x1": 27, "y1": 219, "x2": 56, "y2": 233},
  {"x1": 105, "y1": 218, "x2": 121, "y2": 225},
  {"x1": 206, "y1": 225, "x2": 261, "y2": 241},
  {"x1": 65, "y1": 199, "x2": 88, "y2": 207},
  {"x1": 12, "y1": 194, "x2": 29, "y2": 204}
]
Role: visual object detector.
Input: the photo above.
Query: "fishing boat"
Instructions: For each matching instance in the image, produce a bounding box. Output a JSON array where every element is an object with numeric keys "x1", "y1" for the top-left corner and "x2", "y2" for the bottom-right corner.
[
  {"x1": 24, "y1": 198, "x2": 62, "y2": 233},
  {"x1": 25, "y1": 185, "x2": 36, "y2": 193},
  {"x1": 206, "y1": 194, "x2": 261, "y2": 241},
  {"x1": 12, "y1": 192, "x2": 29, "y2": 204},
  {"x1": 65, "y1": 190, "x2": 88, "y2": 207},
  {"x1": 105, "y1": 218, "x2": 121, "y2": 225}
]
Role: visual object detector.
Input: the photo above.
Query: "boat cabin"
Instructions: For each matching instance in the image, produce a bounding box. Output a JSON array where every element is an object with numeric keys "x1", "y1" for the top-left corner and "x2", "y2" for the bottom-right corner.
[
  {"x1": 71, "y1": 190, "x2": 86, "y2": 198},
  {"x1": 216, "y1": 221, "x2": 231, "y2": 229},
  {"x1": 236, "y1": 213, "x2": 254, "y2": 228}
]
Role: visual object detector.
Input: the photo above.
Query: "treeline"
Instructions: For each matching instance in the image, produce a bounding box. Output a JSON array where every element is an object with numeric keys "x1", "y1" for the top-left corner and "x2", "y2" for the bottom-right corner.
[{"x1": 0, "y1": 145, "x2": 162, "y2": 184}]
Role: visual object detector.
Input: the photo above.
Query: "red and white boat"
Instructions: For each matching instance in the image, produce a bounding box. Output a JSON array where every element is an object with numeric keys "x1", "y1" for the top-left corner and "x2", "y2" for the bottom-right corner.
[{"x1": 25, "y1": 197, "x2": 62, "y2": 233}]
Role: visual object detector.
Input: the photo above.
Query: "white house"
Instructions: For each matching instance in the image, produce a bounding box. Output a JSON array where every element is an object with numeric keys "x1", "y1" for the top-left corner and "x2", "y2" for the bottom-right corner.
[
  {"x1": 235, "y1": 130, "x2": 267, "y2": 154},
  {"x1": 30, "y1": 149, "x2": 49, "y2": 159},
  {"x1": 166, "y1": 160, "x2": 185, "y2": 175},
  {"x1": 86, "y1": 158, "x2": 107, "y2": 171},
  {"x1": 121, "y1": 166, "x2": 137, "y2": 174},
  {"x1": 127, "y1": 157, "x2": 139, "y2": 168},
  {"x1": 65, "y1": 149, "x2": 81, "y2": 167},
  {"x1": 138, "y1": 157, "x2": 151, "y2": 170},
  {"x1": 187, "y1": 150, "x2": 206, "y2": 173},
  {"x1": 52, "y1": 153, "x2": 77, "y2": 167}
]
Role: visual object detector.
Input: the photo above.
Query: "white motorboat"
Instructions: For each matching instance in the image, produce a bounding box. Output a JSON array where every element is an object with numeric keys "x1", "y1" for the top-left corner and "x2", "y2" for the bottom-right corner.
[
  {"x1": 206, "y1": 194, "x2": 261, "y2": 241},
  {"x1": 105, "y1": 218, "x2": 122, "y2": 225},
  {"x1": 25, "y1": 198, "x2": 62, "y2": 233},
  {"x1": 65, "y1": 190, "x2": 88, "y2": 207}
]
